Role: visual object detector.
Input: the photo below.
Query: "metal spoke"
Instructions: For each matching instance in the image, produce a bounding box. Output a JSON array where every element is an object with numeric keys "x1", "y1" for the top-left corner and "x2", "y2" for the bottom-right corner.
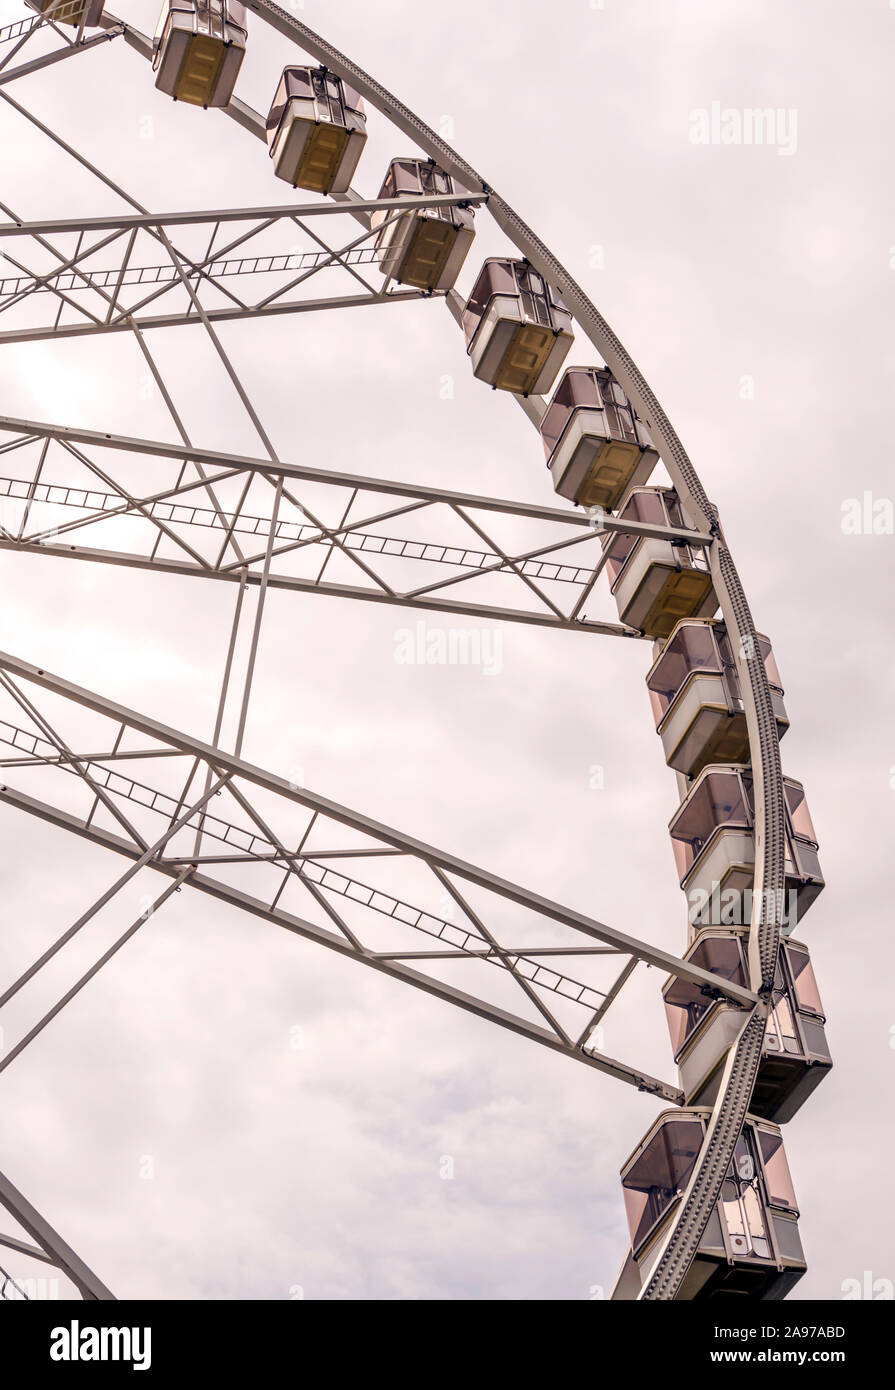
[{"x1": 0, "y1": 870, "x2": 193, "y2": 1075}]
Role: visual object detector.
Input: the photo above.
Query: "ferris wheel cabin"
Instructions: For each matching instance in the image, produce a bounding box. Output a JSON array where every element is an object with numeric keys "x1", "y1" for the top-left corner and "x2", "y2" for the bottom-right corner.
[
  {"x1": 371, "y1": 159, "x2": 476, "y2": 292},
  {"x1": 461, "y1": 259, "x2": 574, "y2": 395},
  {"x1": 603, "y1": 487, "x2": 716, "y2": 637},
  {"x1": 539, "y1": 367, "x2": 658, "y2": 510},
  {"x1": 663, "y1": 930, "x2": 831, "y2": 1123},
  {"x1": 612, "y1": 1110, "x2": 806, "y2": 1300},
  {"x1": 669, "y1": 765, "x2": 825, "y2": 932},
  {"x1": 153, "y1": 1, "x2": 247, "y2": 108},
  {"x1": 25, "y1": 0, "x2": 104, "y2": 24},
  {"x1": 647, "y1": 620, "x2": 789, "y2": 778},
  {"x1": 265, "y1": 67, "x2": 367, "y2": 194}
]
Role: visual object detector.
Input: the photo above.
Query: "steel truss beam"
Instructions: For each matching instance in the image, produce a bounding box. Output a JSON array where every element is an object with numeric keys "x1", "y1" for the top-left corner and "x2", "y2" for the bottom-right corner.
[
  {"x1": 0, "y1": 17, "x2": 41, "y2": 46},
  {"x1": 0, "y1": 24, "x2": 121, "y2": 88},
  {"x1": 0, "y1": 537, "x2": 635, "y2": 635},
  {"x1": 0, "y1": 1168, "x2": 114, "y2": 1300},
  {"x1": 0, "y1": 417, "x2": 708, "y2": 634},
  {"x1": 0, "y1": 469, "x2": 600, "y2": 587},
  {"x1": 0, "y1": 780, "x2": 686, "y2": 1102},
  {"x1": 0, "y1": 285, "x2": 426, "y2": 345},
  {"x1": 0, "y1": 4, "x2": 76, "y2": 57},
  {"x1": 0, "y1": 648, "x2": 754, "y2": 1008},
  {"x1": 0, "y1": 193, "x2": 486, "y2": 238},
  {"x1": 0, "y1": 245, "x2": 386, "y2": 297},
  {"x1": 0, "y1": 418, "x2": 710, "y2": 545},
  {"x1": 0, "y1": 84, "x2": 458, "y2": 344},
  {"x1": 0, "y1": 648, "x2": 758, "y2": 1109},
  {"x1": 0, "y1": 708, "x2": 623, "y2": 1015}
]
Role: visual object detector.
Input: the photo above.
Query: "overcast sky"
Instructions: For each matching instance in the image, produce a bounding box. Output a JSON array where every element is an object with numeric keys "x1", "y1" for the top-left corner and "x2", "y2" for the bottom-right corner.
[{"x1": 0, "y1": 0, "x2": 892, "y2": 1302}]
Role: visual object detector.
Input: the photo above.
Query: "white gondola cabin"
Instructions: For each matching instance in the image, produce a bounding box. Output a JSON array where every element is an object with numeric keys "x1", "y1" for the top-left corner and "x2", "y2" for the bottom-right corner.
[
  {"x1": 153, "y1": 1, "x2": 247, "y2": 108},
  {"x1": 612, "y1": 1110, "x2": 805, "y2": 1300},
  {"x1": 25, "y1": 0, "x2": 104, "y2": 24},
  {"x1": 603, "y1": 487, "x2": 716, "y2": 637},
  {"x1": 371, "y1": 159, "x2": 475, "y2": 292},
  {"x1": 266, "y1": 67, "x2": 366, "y2": 194},
  {"x1": 461, "y1": 259, "x2": 573, "y2": 395},
  {"x1": 647, "y1": 620, "x2": 789, "y2": 778},
  {"x1": 663, "y1": 931, "x2": 831, "y2": 1122},
  {"x1": 539, "y1": 367, "x2": 658, "y2": 510},
  {"x1": 669, "y1": 765, "x2": 825, "y2": 932}
]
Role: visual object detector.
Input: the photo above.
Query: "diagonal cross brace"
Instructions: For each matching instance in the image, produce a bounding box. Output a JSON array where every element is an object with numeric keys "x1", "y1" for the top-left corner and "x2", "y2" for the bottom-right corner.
[{"x1": 0, "y1": 648, "x2": 755, "y2": 1010}]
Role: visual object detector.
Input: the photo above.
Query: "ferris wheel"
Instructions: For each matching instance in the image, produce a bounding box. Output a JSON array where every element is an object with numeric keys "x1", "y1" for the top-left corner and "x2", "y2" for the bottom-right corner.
[{"x1": 0, "y1": 0, "x2": 830, "y2": 1303}]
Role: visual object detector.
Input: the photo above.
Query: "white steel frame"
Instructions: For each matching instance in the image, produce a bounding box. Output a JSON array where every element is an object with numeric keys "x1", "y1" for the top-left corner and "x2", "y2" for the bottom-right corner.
[{"x1": 0, "y1": 1, "x2": 793, "y2": 1303}]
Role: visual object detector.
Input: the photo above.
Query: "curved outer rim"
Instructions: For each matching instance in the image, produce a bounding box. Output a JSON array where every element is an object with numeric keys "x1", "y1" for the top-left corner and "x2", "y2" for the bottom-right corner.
[{"x1": 80, "y1": 0, "x2": 789, "y2": 1300}]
